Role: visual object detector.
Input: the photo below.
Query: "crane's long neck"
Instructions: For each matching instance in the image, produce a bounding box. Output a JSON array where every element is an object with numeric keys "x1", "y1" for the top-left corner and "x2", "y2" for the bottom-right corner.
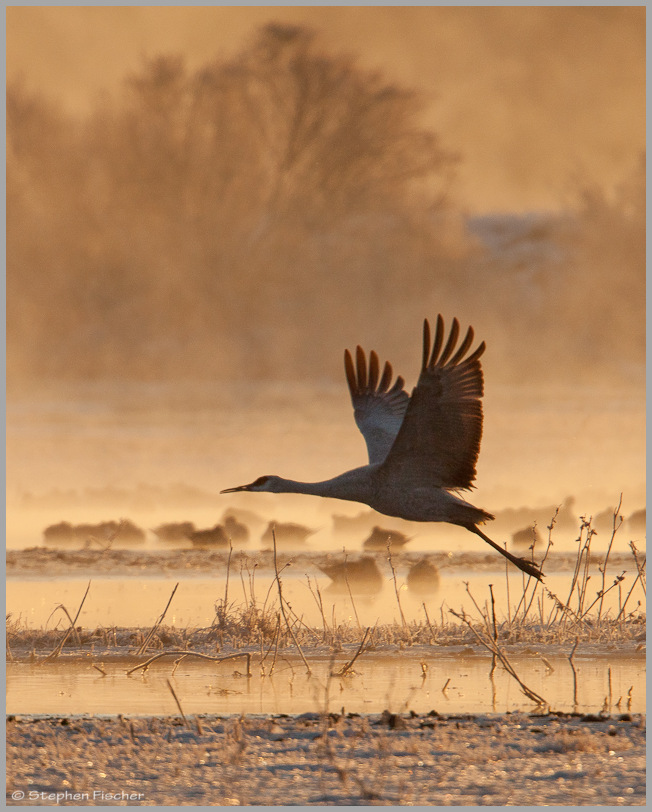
[{"x1": 269, "y1": 466, "x2": 375, "y2": 504}]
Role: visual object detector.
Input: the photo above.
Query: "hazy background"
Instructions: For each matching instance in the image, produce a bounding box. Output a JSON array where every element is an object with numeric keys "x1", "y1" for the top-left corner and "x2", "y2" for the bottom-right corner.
[{"x1": 6, "y1": 6, "x2": 646, "y2": 540}]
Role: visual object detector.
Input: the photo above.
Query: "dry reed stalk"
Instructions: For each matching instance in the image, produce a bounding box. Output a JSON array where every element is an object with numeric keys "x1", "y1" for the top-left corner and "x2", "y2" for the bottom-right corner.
[
  {"x1": 629, "y1": 540, "x2": 646, "y2": 595},
  {"x1": 537, "y1": 593, "x2": 545, "y2": 626},
  {"x1": 488, "y1": 583, "x2": 498, "y2": 673},
  {"x1": 504, "y1": 547, "x2": 512, "y2": 627},
  {"x1": 45, "y1": 580, "x2": 92, "y2": 660},
  {"x1": 247, "y1": 558, "x2": 259, "y2": 608},
  {"x1": 331, "y1": 604, "x2": 339, "y2": 647},
  {"x1": 615, "y1": 585, "x2": 643, "y2": 622},
  {"x1": 463, "y1": 582, "x2": 493, "y2": 639},
  {"x1": 564, "y1": 519, "x2": 590, "y2": 610},
  {"x1": 341, "y1": 549, "x2": 362, "y2": 631},
  {"x1": 511, "y1": 569, "x2": 538, "y2": 622},
  {"x1": 331, "y1": 626, "x2": 373, "y2": 677},
  {"x1": 238, "y1": 555, "x2": 248, "y2": 606},
  {"x1": 422, "y1": 603, "x2": 437, "y2": 644},
  {"x1": 261, "y1": 558, "x2": 292, "y2": 616},
  {"x1": 46, "y1": 604, "x2": 83, "y2": 647},
  {"x1": 224, "y1": 541, "x2": 233, "y2": 607},
  {"x1": 568, "y1": 638, "x2": 579, "y2": 708},
  {"x1": 519, "y1": 557, "x2": 548, "y2": 624},
  {"x1": 166, "y1": 678, "x2": 189, "y2": 727},
  {"x1": 579, "y1": 572, "x2": 626, "y2": 621},
  {"x1": 509, "y1": 519, "x2": 548, "y2": 624},
  {"x1": 611, "y1": 543, "x2": 645, "y2": 622},
  {"x1": 537, "y1": 519, "x2": 600, "y2": 635},
  {"x1": 536, "y1": 507, "x2": 559, "y2": 577},
  {"x1": 488, "y1": 583, "x2": 498, "y2": 642},
  {"x1": 566, "y1": 517, "x2": 596, "y2": 617},
  {"x1": 137, "y1": 582, "x2": 179, "y2": 655},
  {"x1": 449, "y1": 607, "x2": 547, "y2": 706},
  {"x1": 262, "y1": 613, "x2": 282, "y2": 676},
  {"x1": 597, "y1": 495, "x2": 623, "y2": 620},
  {"x1": 272, "y1": 528, "x2": 312, "y2": 675},
  {"x1": 213, "y1": 543, "x2": 234, "y2": 645},
  {"x1": 386, "y1": 543, "x2": 408, "y2": 633},
  {"x1": 305, "y1": 574, "x2": 330, "y2": 641},
  {"x1": 127, "y1": 649, "x2": 252, "y2": 676},
  {"x1": 279, "y1": 597, "x2": 322, "y2": 644},
  {"x1": 577, "y1": 524, "x2": 595, "y2": 617}
]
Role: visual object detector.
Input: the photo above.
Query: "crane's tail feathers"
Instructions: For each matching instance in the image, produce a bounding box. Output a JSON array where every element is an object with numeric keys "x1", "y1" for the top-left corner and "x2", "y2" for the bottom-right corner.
[{"x1": 466, "y1": 523, "x2": 544, "y2": 581}]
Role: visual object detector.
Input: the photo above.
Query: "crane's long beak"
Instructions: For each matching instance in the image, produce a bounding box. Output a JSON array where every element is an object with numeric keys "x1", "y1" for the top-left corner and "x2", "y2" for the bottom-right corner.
[{"x1": 220, "y1": 484, "x2": 250, "y2": 493}]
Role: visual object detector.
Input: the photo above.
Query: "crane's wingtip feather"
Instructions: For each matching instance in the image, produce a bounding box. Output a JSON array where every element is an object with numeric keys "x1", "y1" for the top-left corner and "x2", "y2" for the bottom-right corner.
[{"x1": 355, "y1": 346, "x2": 367, "y2": 389}]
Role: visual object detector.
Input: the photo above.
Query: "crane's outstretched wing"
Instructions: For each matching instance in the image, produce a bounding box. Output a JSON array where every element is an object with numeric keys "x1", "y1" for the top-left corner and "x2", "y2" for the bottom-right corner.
[
  {"x1": 379, "y1": 315, "x2": 486, "y2": 490},
  {"x1": 344, "y1": 346, "x2": 409, "y2": 465}
]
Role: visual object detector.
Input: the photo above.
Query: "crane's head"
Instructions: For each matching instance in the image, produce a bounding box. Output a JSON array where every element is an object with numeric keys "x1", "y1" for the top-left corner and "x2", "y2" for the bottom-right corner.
[{"x1": 221, "y1": 475, "x2": 281, "y2": 494}]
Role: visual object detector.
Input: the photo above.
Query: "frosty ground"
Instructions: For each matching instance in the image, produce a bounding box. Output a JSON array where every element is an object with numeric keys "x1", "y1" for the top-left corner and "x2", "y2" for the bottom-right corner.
[{"x1": 6, "y1": 709, "x2": 645, "y2": 806}]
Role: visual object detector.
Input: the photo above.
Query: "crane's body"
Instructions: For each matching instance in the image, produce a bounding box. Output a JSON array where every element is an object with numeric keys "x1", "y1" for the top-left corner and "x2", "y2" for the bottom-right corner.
[
  {"x1": 246, "y1": 468, "x2": 489, "y2": 526},
  {"x1": 222, "y1": 315, "x2": 543, "y2": 580}
]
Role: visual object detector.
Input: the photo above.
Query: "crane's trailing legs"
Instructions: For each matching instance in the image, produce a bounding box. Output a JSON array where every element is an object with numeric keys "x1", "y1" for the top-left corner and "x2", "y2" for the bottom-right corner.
[{"x1": 463, "y1": 523, "x2": 543, "y2": 580}]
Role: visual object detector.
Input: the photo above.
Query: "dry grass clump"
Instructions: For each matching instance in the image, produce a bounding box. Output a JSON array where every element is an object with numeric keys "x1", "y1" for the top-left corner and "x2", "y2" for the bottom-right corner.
[{"x1": 487, "y1": 506, "x2": 645, "y2": 645}]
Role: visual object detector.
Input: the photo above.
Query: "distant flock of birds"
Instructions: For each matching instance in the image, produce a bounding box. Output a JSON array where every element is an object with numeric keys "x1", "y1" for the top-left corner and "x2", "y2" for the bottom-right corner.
[
  {"x1": 42, "y1": 502, "x2": 647, "y2": 552},
  {"x1": 41, "y1": 501, "x2": 644, "y2": 598},
  {"x1": 41, "y1": 507, "x2": 442, "y2": 596},
  {"x1": 42, "y1": 508, "x2": 419, "y2": 552}
]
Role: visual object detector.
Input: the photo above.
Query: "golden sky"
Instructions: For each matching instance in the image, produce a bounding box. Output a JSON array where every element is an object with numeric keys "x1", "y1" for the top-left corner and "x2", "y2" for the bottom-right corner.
[{"x1": 7, "y1": 6, "x2": 645, "y2": 212}]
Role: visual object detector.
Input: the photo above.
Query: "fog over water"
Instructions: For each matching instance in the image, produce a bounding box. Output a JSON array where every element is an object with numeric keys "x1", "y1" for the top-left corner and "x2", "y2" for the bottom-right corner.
[{"x1": 6, "y1": 7, "x2": 645, "y2": 544}]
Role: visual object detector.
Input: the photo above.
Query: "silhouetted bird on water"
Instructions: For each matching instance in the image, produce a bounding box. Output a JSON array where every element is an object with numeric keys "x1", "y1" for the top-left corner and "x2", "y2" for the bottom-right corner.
[
  {"x1": 318, "y1": 555, "x2": 384, "y2": 595},
  {"x1": 551, "y1": 496, "x2": 577, "y2": 531},
  {"x1": 627, "y1": 508, "x2": 646, "y2": 536},
  {"x1": 260, "y1": 521, "x2": 316, "y2": 548},
  {"x1": 189, "y1": 524, "x2": 229, "y2": 547},
  {"x1": 43, "y1": 519, "x2": 145, "y2": 546},
  {"x1": 362, "y1": 525, "x2": 411, "y2": 552},
  {"x1": 152, "y1": 522, "x2": 196, "y2": 543},
  {"x1": 110, "y1": 519, "x2": 146, "y2": 544},
  {"x1": 222, "y1": 507, "x2": 266, "y2": 533},
  {"x1": 43, "y1": 521, "x2": 76, "y2": 543},
  {"x1": 222, "y1": 315, "x2": 543, "y2": 580},
  {"x1": 406, "y1": 559, "x2": 441, "y2": 596},
  {"x1": 223, "y1": 515, "x2": 250, "y2": 544},
  {"x1": 593, "y1": 506, "x2": 619, "y2": 536},
  {"x1": 511, "y1": 525, "x2": 542, "y2": 549}
]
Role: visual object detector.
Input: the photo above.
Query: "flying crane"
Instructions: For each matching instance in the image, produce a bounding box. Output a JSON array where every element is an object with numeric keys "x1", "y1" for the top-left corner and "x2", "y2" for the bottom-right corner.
[{"x1": 222, "y1": 315, "x2": 543, "y2": 581}]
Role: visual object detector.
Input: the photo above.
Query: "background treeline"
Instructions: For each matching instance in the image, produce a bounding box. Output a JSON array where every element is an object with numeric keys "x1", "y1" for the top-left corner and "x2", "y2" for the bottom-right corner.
[{"x1": 7, "y1": 25, "x2": 645, "y2": 386}]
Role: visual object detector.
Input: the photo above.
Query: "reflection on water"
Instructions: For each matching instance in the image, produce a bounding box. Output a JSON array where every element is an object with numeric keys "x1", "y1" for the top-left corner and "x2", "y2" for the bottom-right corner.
[
  {"x1": 6, "y1": 652, "x2": 645, "y2": 717},
  {"x1": 6, "y1": 568, "x2": 642, "y2": 631}
]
